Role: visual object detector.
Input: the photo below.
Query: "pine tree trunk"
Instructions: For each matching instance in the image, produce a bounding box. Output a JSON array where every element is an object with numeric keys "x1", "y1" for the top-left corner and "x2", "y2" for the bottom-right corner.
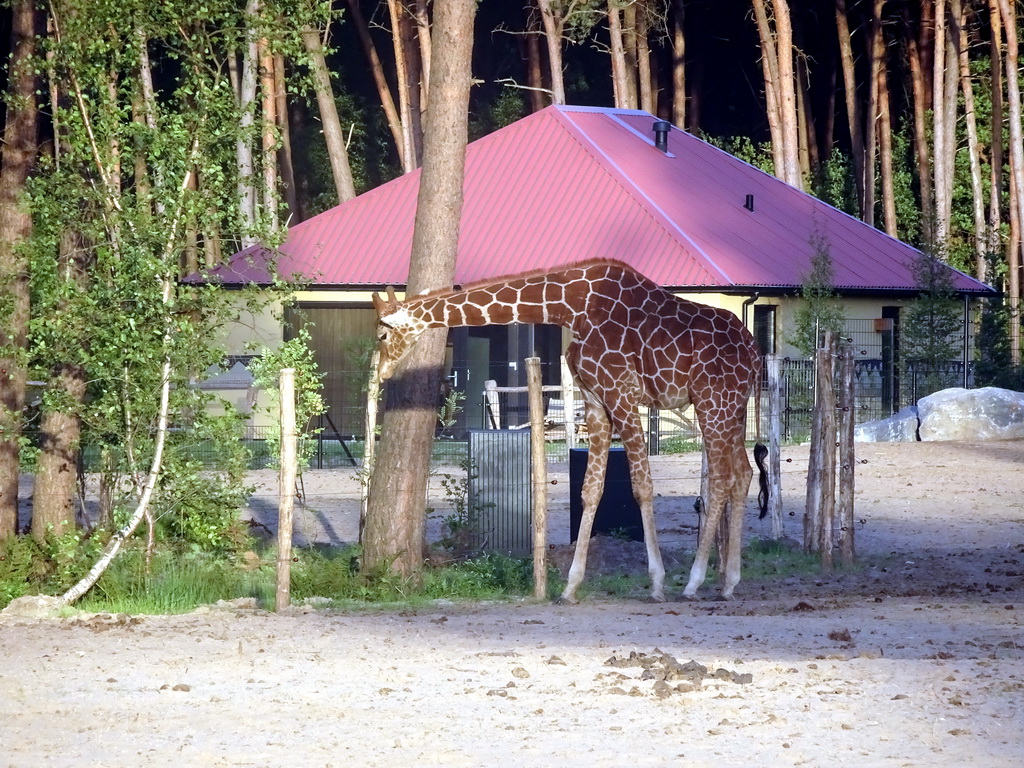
[
  {"x1": 864, "y1": 3, "x2": 884, "y2": 228},
  {"x1": 525, "y1": 10, "x2": 546, "y2": 111},
  {"x1": 636, "y1": 4, "x2": 655, "y2": 113},
  {"x1": 876, "y1": 11, "x2": 898, "y2": 237},
  {"x1": 988, "y1": 0, "x2": 1004, "y2": 269},
  {"x1": 259, "y1": 38, "x2": 279, "y2": 232},
  {"x1": 836, "y1": 0, "x2": 865, "y2": 216},
  {"x1": 933, "y1": 0, "x2": 955, "y2": 243},
  {"x1": 0, "y1": 0, "x2": 38, "y2": 538},
  {"x1": 237, "y1": 0, "x2": 260, "y2": 246},
  {"x1": 346, "y1": 0, "x2": 406, "y2": 166},
  {"x1": 537, "y1": 0, "x2": 567, "y2": 104},
  {"x1": 33, "y1": 366, "x2": 87, "y2": 541},
  {"x1": 671, "y1": 0, "x2": 686, "y2": 127},
  {"x1": 362, "y1": 0, "x2": 477, "y2": 579},
  {"x1": 301, "y1": 24, "x2": 358, "y2": 202},
  {"x1": 905, "y1": 4, "x2": 935, "y2": 243},
  {"x1": 274, "y1": 52, "x2": 300, "y2": 223},
  {"x1": 951, "y1": 0, "x2": 987, "y2": 278},
  {"x1": 388, "y1": 0, "x2": 419, "y2": 171},
  {"x1": 752, "y1": 0, "x2": 785, "y2": 177},
  {"x1": 997, "y1": 0, "x2": 1022, "y2": 363},
  {"x1": 609, "y1": 4, "x2": 630, "y2": 108},
  {"x1": 753, "y1": 0, "x2": 800, "y2": 187}
]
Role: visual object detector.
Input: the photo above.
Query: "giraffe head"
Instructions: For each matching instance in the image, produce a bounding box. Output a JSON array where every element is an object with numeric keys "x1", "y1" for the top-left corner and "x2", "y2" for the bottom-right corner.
[{"x1": 372, "y1": 287, "x2": 425, "y2": 380}]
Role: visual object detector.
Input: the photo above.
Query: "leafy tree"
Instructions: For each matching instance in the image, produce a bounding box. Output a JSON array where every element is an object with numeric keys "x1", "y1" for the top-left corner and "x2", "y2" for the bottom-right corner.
[
  {"x1": 901, "y1": 244, "x2": 963, "y2": 395},
  {"x1": 790, "y1": 228, "x2": 846, "y2": 357}
]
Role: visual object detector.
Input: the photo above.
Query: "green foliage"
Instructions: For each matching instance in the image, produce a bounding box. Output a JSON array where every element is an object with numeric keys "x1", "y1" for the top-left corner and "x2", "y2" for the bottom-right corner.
[
  {"x1": 810, "y1": 147, "x2": 858, "y2": 216},
  {"x1": 249, "y1": 327, "x2": 327, "y2": 470},
  {"x1": 430, "y1": 460, "x2": 491, "y2": 556},
  {"x1": 0, "y1": 528, "x2": 106, "y2": 605},
  {"x1": 707, "y1": 135, "x2": 775, "y2": 176},
  {"x1": 789, "y1": 228, "x2": 846, "y2": 356},
  {"x1": 902, "y1": 245, "x2": 963, "y2": 390}
]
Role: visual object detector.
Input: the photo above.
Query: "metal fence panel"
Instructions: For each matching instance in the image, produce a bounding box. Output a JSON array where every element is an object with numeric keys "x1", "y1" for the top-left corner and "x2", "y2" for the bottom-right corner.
[{"x1": 467, "y1": 429, "x2": 533, "y2": 555}]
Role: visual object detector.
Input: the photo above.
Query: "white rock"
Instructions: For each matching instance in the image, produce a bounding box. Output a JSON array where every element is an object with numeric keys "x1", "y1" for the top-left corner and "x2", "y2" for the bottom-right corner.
[
  {"x1": 1, "y1": 594, "x2": 65, "y2": 619},
  {"x1": 918, "y1": 387, "x2": 1024, "y2": 441},
  {"x1": 855, "y1": 406, "x2": 919, "y2": 443}
]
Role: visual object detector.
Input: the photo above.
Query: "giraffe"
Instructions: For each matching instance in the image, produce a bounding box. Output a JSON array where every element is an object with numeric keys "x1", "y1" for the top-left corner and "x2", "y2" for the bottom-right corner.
[{"x1": 372, "y1": 259, "x2": 768, "y2": 601}]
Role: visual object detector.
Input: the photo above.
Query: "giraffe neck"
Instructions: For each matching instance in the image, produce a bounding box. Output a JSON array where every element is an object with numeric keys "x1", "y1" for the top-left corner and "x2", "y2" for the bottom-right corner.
[{"x1": 400, "y1": 271, "x2": 586, "y2": 331}]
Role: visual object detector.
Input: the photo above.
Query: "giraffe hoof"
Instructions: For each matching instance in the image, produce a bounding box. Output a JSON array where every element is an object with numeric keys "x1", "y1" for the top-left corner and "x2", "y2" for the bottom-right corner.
[
  {"x1": 680, "y1": 592, "x2": 701, "y2": 602},
  {"x1": 715, "y1": 593, "x2": 737, "y2": 602},
  {"x1": 643, "y1": 594, "x2": 667, "y2": 604},
  {"x1": 554, "y1": 594, "x2": 579, "y2": 606}
]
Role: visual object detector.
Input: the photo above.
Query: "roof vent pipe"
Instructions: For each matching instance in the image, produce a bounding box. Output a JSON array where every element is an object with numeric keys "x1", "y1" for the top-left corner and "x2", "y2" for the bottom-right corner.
[{"x1": 652, "y1": 120, "x2": 671, "y2": 152}]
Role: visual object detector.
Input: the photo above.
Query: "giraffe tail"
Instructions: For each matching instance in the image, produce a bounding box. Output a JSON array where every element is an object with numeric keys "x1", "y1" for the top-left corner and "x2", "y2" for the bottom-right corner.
[{"x1": 754, "y1": 442, "x2": 769, "y2": 519}]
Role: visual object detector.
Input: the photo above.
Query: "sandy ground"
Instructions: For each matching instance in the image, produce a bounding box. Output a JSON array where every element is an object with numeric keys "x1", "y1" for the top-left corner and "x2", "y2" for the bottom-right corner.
[{"x1": 1, "y1": 440, "x2": 1022, "y2": 767}]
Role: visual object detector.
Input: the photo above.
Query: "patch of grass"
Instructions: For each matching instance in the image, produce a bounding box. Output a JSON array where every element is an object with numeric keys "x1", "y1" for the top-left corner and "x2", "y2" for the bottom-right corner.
[{"x1": 77, "y1": 547, "x2": 273, "y2": 614}]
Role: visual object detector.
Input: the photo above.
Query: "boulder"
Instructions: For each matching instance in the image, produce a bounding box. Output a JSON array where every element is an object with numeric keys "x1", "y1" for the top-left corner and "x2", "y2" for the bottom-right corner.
[
  {"x1": 855, "y1": 406, "x2": 919, "y2": 443},
  {"x1": 917, "y1": 387, "x2": 1024, "y2": 441}
]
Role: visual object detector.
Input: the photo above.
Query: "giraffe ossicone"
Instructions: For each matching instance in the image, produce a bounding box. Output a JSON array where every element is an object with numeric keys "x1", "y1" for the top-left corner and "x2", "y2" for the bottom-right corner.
[{"x1": 371, "y1": 258, "x2": 768, "y2": 601}]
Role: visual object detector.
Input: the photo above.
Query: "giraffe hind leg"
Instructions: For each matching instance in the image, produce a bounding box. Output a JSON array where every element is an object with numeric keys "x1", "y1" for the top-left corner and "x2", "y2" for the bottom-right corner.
[
  {"x1": 558, "y1": 398, "x2": 612, "y2": 604},
  {"x1": 613, "y1": 408, "x2": 664, "y2": 602}
]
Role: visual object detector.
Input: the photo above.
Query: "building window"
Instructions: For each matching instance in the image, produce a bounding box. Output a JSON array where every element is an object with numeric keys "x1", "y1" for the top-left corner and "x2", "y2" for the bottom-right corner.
[{"x1": 753, "y1": 305, "x2": 777, "y2": 355}]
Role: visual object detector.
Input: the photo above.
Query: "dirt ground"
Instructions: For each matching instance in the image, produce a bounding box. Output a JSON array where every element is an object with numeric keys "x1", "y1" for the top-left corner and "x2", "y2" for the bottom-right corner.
[{"x1": 1, "y1": 440, "x2": 1022, "y2": 767}]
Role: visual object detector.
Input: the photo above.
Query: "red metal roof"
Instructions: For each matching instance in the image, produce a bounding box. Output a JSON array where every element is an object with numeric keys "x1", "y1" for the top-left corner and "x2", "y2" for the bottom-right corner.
[{"x1": 208, "y1": 105, "x2": 992, "y2": 295}]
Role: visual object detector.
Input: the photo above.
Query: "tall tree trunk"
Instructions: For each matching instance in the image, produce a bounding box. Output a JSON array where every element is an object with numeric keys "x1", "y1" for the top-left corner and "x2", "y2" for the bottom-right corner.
[
  {"x1": 33, "y1": 232, "x2": 89, "y2": 542},
  {"x1": 346, "y1": 0, "x2": 406, "y2": 167},
  {"x1": 863, "y1": 2, "x2": 884, "y2": 228},
  {"x1": 875, "y1": 7, "x2": 897, "y2": 237},
  {"x1": 622, "y1": 1, "x2": 639, "y2": 110},
  {"x1": 237, "y1": 0, "x2": 260, "y2": 247},
  {"x1": 836, "y1": 0, "x2": 865, "y2": 215},
  {"x1": 388, "y1": 0, "x2": 419, "y2": 171},
  {"x1": 752, "y1": 0, "x2": 801, "y2": 187},
  {"x1": 537, "y1": 0, "x2": 567, "y2": 104},
  {"x1": 525, "y1": 9, "x2": 546, "y2": 112},
  {"x1": 753, "y1": 0, "x2": 785, "y2": 177},
  {"x1": 0, "y1": 0, "x2": 39, "y2": 538},
  {"x1": 636, "y1": 3, "x2": 655, "y2": 113},
  {"x1": 275, "y1": 52, "x2": 300, "y2": 223},
  {"x1": 609, "y1": 3, "x2": 630, "y2": 108},
  {"x1": 259, "y1": 38, "x2": 279, "y2": 232},
  {"x1": 951, "y1": 0, "x2": 986, "y2": 278},
  {"x1": 905, "y1": 4, "x2": 935, "y2": 243},
  {"x1": 671, "y1": 0, "x2": 686, "y2": 127},
  {"x1": 997, "y1": 0, "x2": 1022, "y2": 363},
  {"x1": 933, "y1": 0, "x2": 955, "y2": 243},
  {"x1": 362, "y1": 0, "x2": 477, "y2": 579},
  {"x1": 988, "y1": 0, "x2": 1004, "y2": 268},
  {"x1": 412, "y1": 0, "x2": 432, "y2": 105},
  {"x1": 301, "y1": 24, "x2": 358, "y2": 202}
]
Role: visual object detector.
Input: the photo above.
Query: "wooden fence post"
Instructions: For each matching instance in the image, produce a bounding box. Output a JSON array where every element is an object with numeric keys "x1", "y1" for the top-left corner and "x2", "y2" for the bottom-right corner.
[
  {"x1": 837, "y1": 345, "x2": 856, "y2": 566},
  {"x1": 276, "y1": 368, "x2": 297, "y2": 611},
  {"x1": 766, "y1": 355, "x2": 784, "y2": 539},
  {"x1": 805, "y1": 334, "x2": 837, "y2": 571},
  {"x1": 525, "y1": 358, "x2": 548, "y2": 600}
]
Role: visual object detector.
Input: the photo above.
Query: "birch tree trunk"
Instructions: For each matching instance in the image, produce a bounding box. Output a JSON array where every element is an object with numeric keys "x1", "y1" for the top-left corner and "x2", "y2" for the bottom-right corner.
[
  {"x1": 362, "y1": 0, "x2": 477, "y2": 579},
  {"x1": 0, "y1": 0, "x2": 38, "y2": 538},
  {"x1": 301, "y1": 24, "x2": 358, "y2": 202}
]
